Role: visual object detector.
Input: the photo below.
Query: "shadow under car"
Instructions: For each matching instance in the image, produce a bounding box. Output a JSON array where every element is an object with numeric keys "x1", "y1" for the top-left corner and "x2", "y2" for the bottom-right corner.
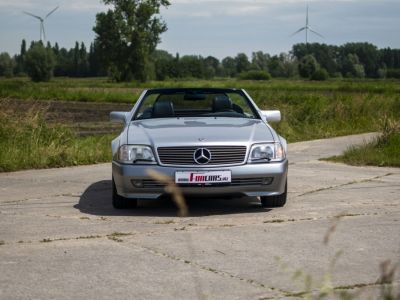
[{"x1": 74, "y1": 180, "x2": 272, "y2": 217}]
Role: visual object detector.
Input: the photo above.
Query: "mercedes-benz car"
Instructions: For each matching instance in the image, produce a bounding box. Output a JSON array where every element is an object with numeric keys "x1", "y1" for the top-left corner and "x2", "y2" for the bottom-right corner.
[{"x1": 110, "y1": 88, "x2": 288, "y2": 209}]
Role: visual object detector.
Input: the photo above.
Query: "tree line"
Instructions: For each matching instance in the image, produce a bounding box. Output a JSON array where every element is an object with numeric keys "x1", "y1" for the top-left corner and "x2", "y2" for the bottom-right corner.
[
  {"x1": 1, "y1": 39, "x2": 400, "y2": 81},
  {"x1": 1, "y1": 0, "x2": 400, "y2": 82}
]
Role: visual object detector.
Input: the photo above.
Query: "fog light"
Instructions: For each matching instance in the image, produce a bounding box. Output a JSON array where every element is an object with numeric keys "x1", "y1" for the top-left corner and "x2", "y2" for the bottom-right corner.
[
  {"x1": 131, "y1": 180, "x2": 144, "y2": 188},
  {"x1": 262, "y1": 177, "x2": 273, "y2": 185}
]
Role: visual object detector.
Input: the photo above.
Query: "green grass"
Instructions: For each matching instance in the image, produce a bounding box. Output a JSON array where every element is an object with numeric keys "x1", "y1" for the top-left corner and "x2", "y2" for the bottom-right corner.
[
  {"x1": 324, "y1": 117, "x2": 400, "y2": 167},
  {"x1": 1, "y1": 77, "x2": 399, "y2": 171},
  {"x1": 1, "y1": 77, "x2": 400, "y2": 103},
  {"x1": 0, "y1": 104, "x2": 112, "y2": 172},
  {"x1": 0, "y1": 77, "x2": 139, "y2": 103},
  {"x1": 324, "y1": 132, "x2": 400, "y2": 167},
  {"x1": 1, "y1": 77, "x2": 400, "y2": 142}
]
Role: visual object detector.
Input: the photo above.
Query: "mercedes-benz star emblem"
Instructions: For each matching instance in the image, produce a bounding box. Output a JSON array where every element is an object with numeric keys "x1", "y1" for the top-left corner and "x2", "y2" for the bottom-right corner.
[{"x1": 193, "y1": 148, "x2": 212, "y2": 165}]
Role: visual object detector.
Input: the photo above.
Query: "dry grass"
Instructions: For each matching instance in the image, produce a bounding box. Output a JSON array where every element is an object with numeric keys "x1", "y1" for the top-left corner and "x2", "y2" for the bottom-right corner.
[{"x1": 0, "y1": 99, "x2": 112, "y2": 172}]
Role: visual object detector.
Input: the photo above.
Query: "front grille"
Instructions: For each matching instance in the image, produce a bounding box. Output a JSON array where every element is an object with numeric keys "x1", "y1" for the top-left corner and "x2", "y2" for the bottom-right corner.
[{"x1": 157, "y1": 146, "x2": 247, "y2": 166}]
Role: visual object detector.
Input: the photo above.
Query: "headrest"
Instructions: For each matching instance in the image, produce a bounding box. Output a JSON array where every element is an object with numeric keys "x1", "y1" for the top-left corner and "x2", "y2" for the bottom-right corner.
[
  {"x1": 152, "y1": 101, "x2": 175, "y2": 118},
  {"x1": 212, "y1": 96, "x2": 233, "y2": 112}
]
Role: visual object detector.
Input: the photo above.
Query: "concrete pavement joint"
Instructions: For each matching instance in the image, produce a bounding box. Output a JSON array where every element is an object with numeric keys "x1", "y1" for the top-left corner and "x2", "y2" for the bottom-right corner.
[
  {"x1": 0, "y1": 192, "x2": 81, "y2": 206},
  {"x1": 133, "y1": 242, "x2": 291, "y2": 297},
  {"x1": 298, "y1": 173, "x2": 394, "y2": 197},
  {"x1": 1, "y1": 232, "x2": 136, "y2": 245},
  {"x1": 1, "y1": 211, "x2": 391, "y2": 248},
  {"x1": 335, "y1": 280, "x2": 400, "y2": 291}
]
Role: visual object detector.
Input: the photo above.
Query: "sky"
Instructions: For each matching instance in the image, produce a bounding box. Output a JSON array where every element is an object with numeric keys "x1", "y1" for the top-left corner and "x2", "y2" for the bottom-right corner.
[{"x1": 0, "y1": 0, "x2": 399, "y2": 59}]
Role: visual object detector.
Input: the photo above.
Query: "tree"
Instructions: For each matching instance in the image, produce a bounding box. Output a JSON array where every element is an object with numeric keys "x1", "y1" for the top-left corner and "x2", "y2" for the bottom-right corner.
[
  {"x1": 222, "y1": 56, "x2": 236, "y2": 77},
  {"x1": 53, "y1": 47, "x2": 71, "y2": 77},
  {"x1": 25, "y1": 42, "x2": 55, "y2": 82},
  {"x1": 235, "y1": 53, "x2": 251, "y2": 74},
  {"x1": 0, "y1": 53, "x2": 15, "y2": 77},
  {"x1": 341, "y1": 54, "x2": 365, "y2": 78},
  {"x1": 267, "y1": 56, "x2": 282, "y2": 77},
  {"x1": 292, "y1": 43, "x2": 339, "y2": 75},
  {"x1": 15, "y1": 39, "x2": 27, "y2": 75},
  {"x1": 151, "y1": 49, "x2": 176, "y2": 80},
  {"x1": 251, "y1": 51, "x2": 270, "y2": 72},
  {"x1": 341, "y1": 43, "x2": 379, "y2": 77},
  {"x1": 88, "y1": 42, "x2": 105, "y2": 77},
  {"x1": 178, "y1": 55, "x2": 204, "y2": 78},
  {"x1": 278, "y1": 53, "x2": 298, "y2": 78},
  {"x1": 73, "y1": 42, "x2": 80, "y2": 76},
  {"x1": 93, "y1": 0, "x2": 170, "y2": 82},
  {"x1": 204, "y1": 56, "x2": 220, "y2": 78},
  {"x1": 298, "y1": 54, "x2": 319, "y2": 78}
]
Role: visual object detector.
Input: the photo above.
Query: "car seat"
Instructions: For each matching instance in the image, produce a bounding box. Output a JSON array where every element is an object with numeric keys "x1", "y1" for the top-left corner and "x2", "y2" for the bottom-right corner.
[{"x1": 152, "y1": 101, "x2": 175, "y2": 118}]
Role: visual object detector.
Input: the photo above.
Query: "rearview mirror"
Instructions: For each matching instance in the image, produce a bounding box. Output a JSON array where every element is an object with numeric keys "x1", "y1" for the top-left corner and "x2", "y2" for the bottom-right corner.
[
  {"x1": 110, "y1": 111, "x2": 128, "y2": 124},
  {"x1": 261, "y1": 110, "x2": 281, "y2": 123}
]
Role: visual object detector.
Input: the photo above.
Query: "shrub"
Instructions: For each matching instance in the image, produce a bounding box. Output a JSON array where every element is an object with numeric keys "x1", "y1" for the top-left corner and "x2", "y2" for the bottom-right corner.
[
  {"x1": 311, "y1": 68, "x2": 329, "y2": 81},
  {"x1": 0, "y1": 52, "x2": 15, "y2": 77},
  {"x1": 25, "y1": 43, "x2": 55, "y2": 82},
  {"x1": 298, "y1": 55, "x2": 319, "y2": 78},
  {"x1": 239, "y1": 70, "x2": 271, "y2": 81},
  {"x1": 386, "y1": 69, "x2": 400, "y2": 79},
  {"x1": 377, "y1": 68, "x2": 387, "y2": 79}
]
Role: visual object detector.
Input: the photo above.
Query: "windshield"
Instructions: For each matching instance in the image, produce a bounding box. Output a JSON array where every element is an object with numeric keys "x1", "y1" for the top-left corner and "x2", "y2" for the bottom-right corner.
[{"x1": 133, "y1": 89, "x2": 259, "y2": 120}]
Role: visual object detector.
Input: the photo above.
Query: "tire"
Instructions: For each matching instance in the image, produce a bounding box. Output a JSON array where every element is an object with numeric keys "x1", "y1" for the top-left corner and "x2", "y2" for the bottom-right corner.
[
  {"x1": 260, "y1": 181, "x2": 287, "y2": 208},
  {"x1": 112, "y1": 178, "x2": 137, "y2": 209}
]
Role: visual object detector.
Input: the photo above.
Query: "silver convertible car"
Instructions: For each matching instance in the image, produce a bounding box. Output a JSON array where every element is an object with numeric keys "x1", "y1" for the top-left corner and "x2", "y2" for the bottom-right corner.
[{"x1": 110, "y1": 88, "x2": 288, "y2": 209}]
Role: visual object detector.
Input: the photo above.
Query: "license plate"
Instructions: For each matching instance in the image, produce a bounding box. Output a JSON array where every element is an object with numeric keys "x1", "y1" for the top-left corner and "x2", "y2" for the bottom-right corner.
[{"x1": 175, "y1": 170, "x2": 231, "y2": 185}]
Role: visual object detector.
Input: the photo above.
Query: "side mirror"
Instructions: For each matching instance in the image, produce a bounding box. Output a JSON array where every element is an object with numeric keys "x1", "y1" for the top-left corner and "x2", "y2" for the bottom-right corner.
[
  {"x1": 261, "y1": 110, "x2": 281, "y2": 123},
  {"x1": 110, "y1": 111, "x2": 128, "y2": 124}
]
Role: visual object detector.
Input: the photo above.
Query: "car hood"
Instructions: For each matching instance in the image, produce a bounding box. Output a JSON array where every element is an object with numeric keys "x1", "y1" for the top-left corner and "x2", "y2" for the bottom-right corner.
[{"x1": 127, "y1": 118, "x2": 274, "y2": 147}]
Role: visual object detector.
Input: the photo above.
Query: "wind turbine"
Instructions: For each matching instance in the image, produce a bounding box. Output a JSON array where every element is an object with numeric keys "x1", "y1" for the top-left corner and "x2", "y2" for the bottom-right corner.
[
  {"x1": 23, "y1": 6, "x2": 59, "y2": 42},
  {"x1": 291, "y1": 5, "x2": 323, "y2": 44}
]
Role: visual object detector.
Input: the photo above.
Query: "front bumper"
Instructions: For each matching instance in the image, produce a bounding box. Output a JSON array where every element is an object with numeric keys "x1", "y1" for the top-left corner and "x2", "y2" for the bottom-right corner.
[{"x1": 112, "y1": 160, "x2": 288, "y2": 199}]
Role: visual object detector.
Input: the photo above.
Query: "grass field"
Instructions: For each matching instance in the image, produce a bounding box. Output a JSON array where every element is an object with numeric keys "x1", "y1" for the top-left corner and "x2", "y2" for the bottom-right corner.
[
  {"x1": 0, "y1": 77, "x2": 399, "y2": 171},
  {"x1": 0, "y1": 102, "x2": 112, "y2": 172},
  {"x1": 324, "y1": 117, "x2": 400, "y2": 167}
]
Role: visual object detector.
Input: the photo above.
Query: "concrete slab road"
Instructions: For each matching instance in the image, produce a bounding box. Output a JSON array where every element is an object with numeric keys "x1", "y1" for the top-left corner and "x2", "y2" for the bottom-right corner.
[{"x1": 0, "y1": 133, "x2": 399, "y2": 299}]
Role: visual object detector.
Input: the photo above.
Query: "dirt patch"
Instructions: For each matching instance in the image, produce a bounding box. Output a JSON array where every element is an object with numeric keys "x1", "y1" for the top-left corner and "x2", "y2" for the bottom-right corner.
[{"x1": 1, "y1": 99, "x2": 132, "y2": 135}]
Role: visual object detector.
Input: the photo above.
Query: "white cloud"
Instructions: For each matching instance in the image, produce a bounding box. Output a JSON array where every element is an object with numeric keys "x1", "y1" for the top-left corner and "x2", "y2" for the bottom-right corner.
[{"x1": 0, "y1": 0, "x2": 105, "y2": 13}]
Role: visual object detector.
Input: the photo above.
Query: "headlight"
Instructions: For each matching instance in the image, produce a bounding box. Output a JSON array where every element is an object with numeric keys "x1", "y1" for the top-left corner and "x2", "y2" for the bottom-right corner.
[
  {"x1": 117, "y1": 145, "x2": 156, "y2": 164},
  {"x1": 248, "y1": 143, "x2": 285, "y2": 163}
]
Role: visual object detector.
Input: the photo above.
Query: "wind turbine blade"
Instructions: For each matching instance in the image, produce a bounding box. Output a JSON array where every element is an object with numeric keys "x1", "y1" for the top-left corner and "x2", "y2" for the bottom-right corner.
[
  {"x1": 306, "y1": 5, "x2": 309, "y2": 26},
  {"x1": 291, "y1": 27, "x2": 306, "y2": 36},
  {"x1": 45, "y1": 6, "x2": 59, "y2": 18},
  {"x1": 23, "y1": 11, "x2": 42, "y2": 20},
  {"x1": 309, "y1": 28, "x2": 324, "y2": 38}
]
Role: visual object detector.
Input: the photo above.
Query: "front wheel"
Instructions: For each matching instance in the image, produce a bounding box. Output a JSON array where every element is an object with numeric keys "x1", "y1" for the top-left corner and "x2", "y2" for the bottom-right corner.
[
  {"x1": 112, "y1": 178, "x2": 137, "y2": 209},
  {"x1": 260, "y1": 181, "x2": 287, "y2": 208}
]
